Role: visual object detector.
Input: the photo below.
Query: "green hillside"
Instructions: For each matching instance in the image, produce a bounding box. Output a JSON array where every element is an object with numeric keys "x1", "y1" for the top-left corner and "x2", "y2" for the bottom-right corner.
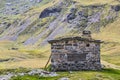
[
  {"x1": 0, "y1": 0, "x2": 120, "y2": 79},
  {"x1": 0, "y1": 0, "x2": 120, "y2": 68}
]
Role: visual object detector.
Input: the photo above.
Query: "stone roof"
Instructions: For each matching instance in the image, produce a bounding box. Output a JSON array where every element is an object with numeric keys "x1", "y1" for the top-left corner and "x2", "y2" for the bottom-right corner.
[{"x1": 48, "y1": 37, "x2": 103, "y2": 44}]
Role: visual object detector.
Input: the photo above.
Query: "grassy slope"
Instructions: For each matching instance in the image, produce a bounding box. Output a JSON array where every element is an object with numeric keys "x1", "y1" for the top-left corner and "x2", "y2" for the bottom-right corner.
[
  {"x1": 0, "y1": 0, "x2": 58, "y2": 69},
  {"x1": 92, "y1": 18, "x2": 120, "y2": 66},
  {"x1": 0, "y1": 41, "x2": 48, "y2": 69},
  {"x1": 11, "y1": 69, "x2": 120, "y2": 80},
  {"x1": 0, "y1": 0, "x2": 120, "y2": 68},
  {"x1": 74, "y1": 0, "x2": 119, "y2": 5},
  {"x1": 0, "y1": 0, "x2": 119, "y2": 70},
  {"x1": 0, "y1": 0, "x2": 119, "y2": 80}
]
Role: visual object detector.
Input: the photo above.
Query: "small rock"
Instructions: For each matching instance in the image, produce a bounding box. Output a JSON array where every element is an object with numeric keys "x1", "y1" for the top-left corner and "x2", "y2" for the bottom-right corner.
[
  {"x1": 69, "y1": 71, "x2": 73, "y2": 73},
  {"x1": 48, "y1": 72, "x2": 58, "y2": 77},
  {"x1": 112, "y1": 5, "x2": 120, "y2": 11},
  {"x1": 67, "y1": 13, "x2": 76, "y2": 21},
  {"x1": 59, "y1": 77, "x2": 69, "y2": 80},
  {"x1": 28, "y1": 69, "x2": 43, "y2": 75},
  {"x1": 17, "y1": 73, "x2": 25, "y2": 76}
]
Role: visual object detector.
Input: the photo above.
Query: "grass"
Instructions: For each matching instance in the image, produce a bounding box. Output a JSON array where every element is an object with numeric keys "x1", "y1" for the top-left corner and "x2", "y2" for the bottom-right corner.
[
  {"x1": 0, "y1": 41, "x2": 50, "y2": 69},
  {"x1": 10, "y1": 68, "x2": 120, "y2": 80},
  {"x1": 0, "y1": 57, "x2": 48, "y2": 69},
  {"x1": 102, "y1": 53, "x2": 120, "y2": 66},
  {"x1": 74, "y1": 0, "x2": 120, "y2": 5},
  {"x1": 0, "y1": 0, "x2": 6, "y2": 8},
  {"x1": 92, "y1": 18, "x2": 120, "y2": 66},
  {"x1": 11, "y1": 75, "x2": 60, "y2": 80},
  {"x1": 0, "y1": 68, "x2": 30, "y2": 75},
  {"x1": 0, "y1": 0, "x2": 119, "y2": 73}
]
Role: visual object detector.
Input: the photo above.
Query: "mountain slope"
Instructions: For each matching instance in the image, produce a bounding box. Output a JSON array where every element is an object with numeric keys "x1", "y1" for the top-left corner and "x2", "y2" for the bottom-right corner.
[
  {"x1": 1, "y1": 0, "x2": 120, "y2": 46},
  {"x1": 0, "y1": 0, "x2": 120, "y2": 69},
  {"x1": 93, "y1": 18, "x2": 120, "y2": 66}
]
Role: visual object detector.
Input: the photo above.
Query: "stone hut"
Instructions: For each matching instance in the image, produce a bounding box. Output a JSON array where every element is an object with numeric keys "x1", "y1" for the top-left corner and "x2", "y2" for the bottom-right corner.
[{"x1": 48, "y1": 31, "x2": 102, "y2": 71}]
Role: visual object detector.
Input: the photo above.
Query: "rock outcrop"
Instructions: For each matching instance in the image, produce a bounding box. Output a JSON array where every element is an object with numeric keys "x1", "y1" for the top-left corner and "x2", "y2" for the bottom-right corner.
[
  {"x1": 0, "y1": 0, "x2": 120, "y2": 46},
  {"x1": 39, "y1": 7, "x2": 62, "y2": 18},
  {"x1": 111, "y1": 5, "x2": 120, "y2": 11}
]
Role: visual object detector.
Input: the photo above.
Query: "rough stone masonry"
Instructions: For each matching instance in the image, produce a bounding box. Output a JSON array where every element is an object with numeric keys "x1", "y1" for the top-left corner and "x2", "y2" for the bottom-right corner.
[{"x1": 48, "y1": 31, "x2": 102, "y2": 71}]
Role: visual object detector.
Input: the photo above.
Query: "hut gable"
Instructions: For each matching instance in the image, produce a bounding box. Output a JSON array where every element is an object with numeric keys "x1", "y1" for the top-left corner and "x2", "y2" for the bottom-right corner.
[{"x1": 48, "y1": 31, "x2": 102, "y2": 71}]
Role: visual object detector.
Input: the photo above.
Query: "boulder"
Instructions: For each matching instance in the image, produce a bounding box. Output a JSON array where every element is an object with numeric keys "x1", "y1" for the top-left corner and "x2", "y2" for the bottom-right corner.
[
  {"x1": 70, "y1": 8, "x2": 77, "y2": 13},
  {"x1": 39, "y1": 7, "x2": 62, "y2": 18},
  {"x1": 67, "y1": 13, "x2": 76, "y2": 21},
  {"x1": 78, "y1": 10, "x2": 88, "y2": 18},
  {"x1": 111, "y1": 5, "x2": 120, "y2": 11}
]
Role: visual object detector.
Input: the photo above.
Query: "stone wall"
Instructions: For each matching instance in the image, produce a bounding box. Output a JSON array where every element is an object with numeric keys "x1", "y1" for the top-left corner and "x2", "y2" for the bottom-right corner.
[{"x1": 50, "y1": 39, "x2": 101, "y2": 71}]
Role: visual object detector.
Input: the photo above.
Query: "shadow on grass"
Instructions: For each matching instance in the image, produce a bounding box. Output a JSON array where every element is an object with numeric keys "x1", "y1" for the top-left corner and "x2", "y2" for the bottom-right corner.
[{"x1": 101, "y1": 68, "x2": 120, "y2": 75}]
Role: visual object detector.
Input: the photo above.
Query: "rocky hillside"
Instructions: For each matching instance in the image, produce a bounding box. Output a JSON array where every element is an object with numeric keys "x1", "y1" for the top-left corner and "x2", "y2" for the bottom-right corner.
[
  {"x1": 0, "y1": 0, "x2": 120, "y2": 47},
  {"x1": 0, "y1": 0, "x2": 42, "y2": 15},
  {"x1": 0, "y1": 0, "x2": 120, "y2": 69}
]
